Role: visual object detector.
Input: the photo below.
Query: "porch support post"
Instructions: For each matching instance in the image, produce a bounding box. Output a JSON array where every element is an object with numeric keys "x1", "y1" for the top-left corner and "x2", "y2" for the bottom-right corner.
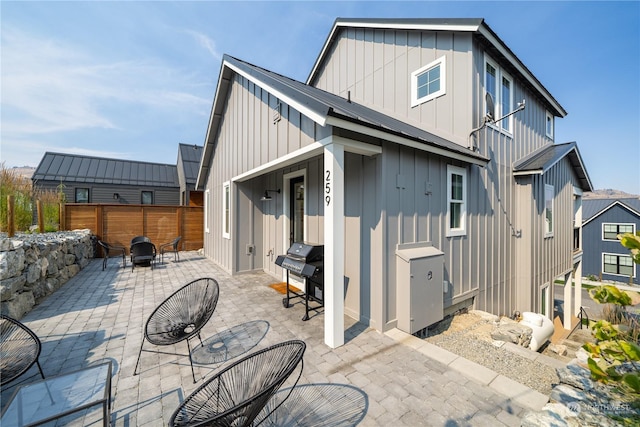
[
  {"x1": 324, "y1": 142, "x2": 345, "y2": 348},
  {"x1": 563, "y1": 271, "x2": 573, "y2": 330},
  {"x1": 574, "y1": 261, "x2": 583, "y2": 317}
]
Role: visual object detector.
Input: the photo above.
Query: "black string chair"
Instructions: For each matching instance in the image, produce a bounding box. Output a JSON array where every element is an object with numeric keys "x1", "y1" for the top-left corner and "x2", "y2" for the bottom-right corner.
[
  {"x1": 130, "y1": 241, "x2": 157, "y2": 271},
  {"x1": 159, "y1": 236, "x2": 182, "y2": 263},
  {"x1": 169, "y1": 340, "x2": 306, "y2": 427},
  {"x1": 97, "y1": 240, "x2": 126, "y2": 270},
  {"x1": 134, "y1": 277, "x2": 220, "y2": 383},
  {"x1": 1, "y1": 315, "x2": 45, "y2": 387}
]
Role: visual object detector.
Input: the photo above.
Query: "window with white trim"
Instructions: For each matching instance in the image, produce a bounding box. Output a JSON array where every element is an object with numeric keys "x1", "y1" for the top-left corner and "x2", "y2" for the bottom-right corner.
[
  {"x1": 222, "y1": 182, "x2": 230, "y2": 239},
  {"x1": 603, "y1": 223, "x2": 635, "y2": 241},
  {"x1": 411, "y1": 56, "x2": 446, "y2": 107},
  {"x1": 447, "y1": 165, "x2": 467, "y2": 237},
  {"x1": 204, "y1": 189, "x2": 210, "y2": 233},
  {"x1": 546, "y1": 111, "x2": 554, "y2": 139},
  {"x1": 544, "y1": 184, "x2": 554, "y2": 237},
  {"x1": 484, "y1": 55, "x2": 513, "y2": 133},
  {"x1": 603, "y1": 253, "x2": 635, "y2": 277}
]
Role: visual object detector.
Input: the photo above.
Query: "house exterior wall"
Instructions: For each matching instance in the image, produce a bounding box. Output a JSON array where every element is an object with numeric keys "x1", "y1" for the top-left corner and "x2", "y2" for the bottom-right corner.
[
  {"x1": 203, "y1": 73, "x2": 330, "y2": 271},
  {"x1": 34, "y1": 181, "x2": 180, "y2": 205},
  {"x1": 583, "y1": 205, "x2": 639, "y2": 284}
]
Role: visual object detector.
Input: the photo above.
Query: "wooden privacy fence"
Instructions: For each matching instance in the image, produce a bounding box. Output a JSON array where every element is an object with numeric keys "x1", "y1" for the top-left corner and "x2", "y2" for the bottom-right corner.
[{"x1": 61, "y1": 204, "x2": 204, "y2": 254}]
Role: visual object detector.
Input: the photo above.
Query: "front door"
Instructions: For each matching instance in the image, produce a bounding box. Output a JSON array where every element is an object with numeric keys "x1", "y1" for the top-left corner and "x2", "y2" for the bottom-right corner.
[{"x1": 290, "y1": 176, "x2": 305, "y2": 246}]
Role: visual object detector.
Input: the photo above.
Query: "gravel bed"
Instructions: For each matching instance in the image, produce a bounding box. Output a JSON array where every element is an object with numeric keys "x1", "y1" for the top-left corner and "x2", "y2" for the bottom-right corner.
[{"x1": 424, "y1": 313, "x2": 560, "y2": 395}]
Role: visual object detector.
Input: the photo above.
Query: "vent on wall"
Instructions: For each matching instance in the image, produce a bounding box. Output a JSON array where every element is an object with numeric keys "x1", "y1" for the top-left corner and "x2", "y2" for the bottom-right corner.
[{"x1": 273, "y1": 101, "x2": 281, "y2": 124}]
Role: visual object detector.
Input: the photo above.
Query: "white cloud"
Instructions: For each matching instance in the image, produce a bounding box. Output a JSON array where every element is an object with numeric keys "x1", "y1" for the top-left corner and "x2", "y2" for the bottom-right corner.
[
  {"x1": 1, "y1": 27, "x2": 212, "y2": 137},
  {"x1": 185, "y1": 30, "x2": 221, "y2": 61}
]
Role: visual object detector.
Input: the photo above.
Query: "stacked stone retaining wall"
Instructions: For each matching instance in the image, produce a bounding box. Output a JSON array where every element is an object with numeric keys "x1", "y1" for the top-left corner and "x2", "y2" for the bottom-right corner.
[{"x1": 0, "y1": 230, "x2": 95, "y2": 319}]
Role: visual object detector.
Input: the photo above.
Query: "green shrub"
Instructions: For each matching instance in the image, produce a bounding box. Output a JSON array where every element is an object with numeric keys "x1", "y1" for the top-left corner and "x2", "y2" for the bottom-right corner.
[{"x1": 1, "y1": 163, "x2": 34, "y2": 232}]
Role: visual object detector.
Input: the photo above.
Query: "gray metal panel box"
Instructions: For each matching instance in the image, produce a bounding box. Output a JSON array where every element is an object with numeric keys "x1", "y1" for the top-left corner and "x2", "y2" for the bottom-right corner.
[{"x1": 396, "y1": 243, "x2": 444, "y2": 334}]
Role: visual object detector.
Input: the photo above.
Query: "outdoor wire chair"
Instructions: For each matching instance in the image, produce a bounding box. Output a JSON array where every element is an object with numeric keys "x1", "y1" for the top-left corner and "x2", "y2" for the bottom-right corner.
[
  {"x1": 97, "y1": 240, "x2": 126, "y2": 270},
  {"x1": 130, "y1": 241, "x2": 157, "y2": 271},
  {"x1": 169, "y1": 340, "x2": 306, "y2": 427},
  {"x1": 134, "y1": 277, "x2": 220, "y2": 383},
  {"x1": 159, "y1": 236, "x2": 181, "y2": 263},
  {"x1": 0, "y1": 315, "x2": 45, "y2": 387}
]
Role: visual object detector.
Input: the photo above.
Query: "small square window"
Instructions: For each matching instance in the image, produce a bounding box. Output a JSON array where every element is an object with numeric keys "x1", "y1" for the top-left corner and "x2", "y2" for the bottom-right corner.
[
  {"x1": 141, "y1": 191, "x2": 153, "y2": 205},
  {"x1": 411, "y1": 56, "x2": 446, "y2": 107},
  {"x1": 75, "y1": 188, "x2": 89, "y2": 203}
]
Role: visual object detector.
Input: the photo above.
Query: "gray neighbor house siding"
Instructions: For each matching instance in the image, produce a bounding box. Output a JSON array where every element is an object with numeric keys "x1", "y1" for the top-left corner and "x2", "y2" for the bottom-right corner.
[
  {"x1": 197, "y1": 18, "x2": 593, "y2": 347},
  {"x1": 582, "y1": 199, "x2": 640, "y2": 284}
]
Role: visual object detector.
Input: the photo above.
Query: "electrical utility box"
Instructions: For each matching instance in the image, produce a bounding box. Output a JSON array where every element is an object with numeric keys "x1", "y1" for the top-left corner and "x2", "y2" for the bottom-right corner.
[{"x1": 396, "y1": 243, "x2": 445, "y2": 334}]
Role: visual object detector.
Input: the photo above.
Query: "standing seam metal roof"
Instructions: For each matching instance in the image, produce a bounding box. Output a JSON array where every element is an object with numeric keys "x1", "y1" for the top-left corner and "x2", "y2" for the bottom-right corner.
[{"x1": 32, "y1": 152, "x2": 180, "y2": 187}]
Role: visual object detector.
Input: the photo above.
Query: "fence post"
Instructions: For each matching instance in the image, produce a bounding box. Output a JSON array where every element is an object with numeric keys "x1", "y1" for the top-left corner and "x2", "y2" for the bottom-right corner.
[
  {"x1": 59, "y1": 203, "x2": 66, "y2": 231},
  {"x1": 7, "y1": 195, "x2": 15, "y2": 237},
  {"x1": 37, "y1": 200, "x2": 44, "y2": 233}
]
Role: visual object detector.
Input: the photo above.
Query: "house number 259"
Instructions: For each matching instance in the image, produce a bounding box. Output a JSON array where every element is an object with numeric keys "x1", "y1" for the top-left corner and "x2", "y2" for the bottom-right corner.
[{"x1": 325, "y1": 170, "x2": 331, "y2": 206}]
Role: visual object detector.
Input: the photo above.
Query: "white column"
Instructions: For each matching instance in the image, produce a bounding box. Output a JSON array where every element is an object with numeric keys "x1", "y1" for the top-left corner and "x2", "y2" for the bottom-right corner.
[
  {"x1": 324, "y1": 142, "x2": 345, "y2": 348},
  {"x1": 563, "y1": 271, "x2": 573, "y2": 330},
  {"x1": 574, "y1": 261, "x2": 583, "y2": 317}
]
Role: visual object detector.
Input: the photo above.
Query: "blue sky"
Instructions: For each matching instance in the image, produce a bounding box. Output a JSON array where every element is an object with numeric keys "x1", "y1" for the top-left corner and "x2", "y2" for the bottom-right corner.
[{"x1": 2, "y1": 1, "x2": 639, "y2": 194}]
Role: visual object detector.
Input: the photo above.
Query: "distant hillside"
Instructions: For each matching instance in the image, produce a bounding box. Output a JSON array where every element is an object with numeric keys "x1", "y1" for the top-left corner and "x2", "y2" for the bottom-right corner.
[
  {"x1": 10, "y1": 166, "x2": 36, "y2": 179},
  {"x1": 584, "y1": 189, "x2": 639, "y2": 199}
]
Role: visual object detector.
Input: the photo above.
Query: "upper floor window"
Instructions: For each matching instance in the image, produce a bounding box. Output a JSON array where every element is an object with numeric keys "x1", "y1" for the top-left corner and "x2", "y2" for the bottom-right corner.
[
  {"x1": 75, "y1": 188, "x2": 89, "y2": 203},
  {"x1": 546, "y1": 111, "x2": 554, "y2": 139},
  {"x1": 544, "y1": 184, "x2": 554, "y2": 237},
  {"x1": 603, "y1": 223, "x2": 635, "y2": 241},
  {"x1": 141, "y1": 191, "x2": 153, "y2": 204},
  {"x1": 485, "y1": 56, "x2": 513, "y2": 133},
  {"x1": 411, "y1": 56, "x2": 446, "y2": 107},
  {"x1": 222, "y1": 181, "x2": 230, "y2": 239},
  {"x1": 447, "y1": 165, "x2": 467, "y2": 237}
]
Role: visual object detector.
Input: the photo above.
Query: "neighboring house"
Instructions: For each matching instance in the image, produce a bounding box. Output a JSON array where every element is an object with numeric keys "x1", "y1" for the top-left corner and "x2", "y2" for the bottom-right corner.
[
  {"x1": 196, "y1": 18, "x2": 593, "y2": 347},
  {"x1": 177, "y1": 143, "x2": 205, "y2": 206},
  {"x1": 32, "y1": 145, "x2": 203, "y2": 206},
  {"x1": 582, "y1": 198, "x2": 640, "y2": 285}
]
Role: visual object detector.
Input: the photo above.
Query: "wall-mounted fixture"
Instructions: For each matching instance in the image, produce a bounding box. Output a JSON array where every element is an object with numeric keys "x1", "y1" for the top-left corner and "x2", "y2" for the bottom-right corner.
[
  {"x1": 260, "y1": 189, "x2": 280, "y2": 201},
  {"x1": 113, "y1": 193, "x2": 120, "y2": 201}
]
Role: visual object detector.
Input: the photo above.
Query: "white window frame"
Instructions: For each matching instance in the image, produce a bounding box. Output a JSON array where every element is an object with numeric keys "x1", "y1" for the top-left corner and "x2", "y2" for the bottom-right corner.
[
  {"x1": 446, "y1": 165, "x2": 467, "y2": 237},
  {"x1": 222, "y1": 181, "x2": 230, "y2": 239},
  {"x1": 411, "y1": 56, "x2": 446, "y2": 107},
  {"x1": 484, "y1": 54, "x2": 514, "y2": 135},
  {"x1": 602, "y1": 252, "x2": 636, "y2": 278},
  {"x1": 204, "y1": 189, "x2": 210, "y2": 233},
  {"x1": 602, "y1": 223, "x2": 636, "y2": 241},
  {"x1": 544, "y1": 184, "x2": 554, "y2": 237},
  {"x1": 546, "y1": 111, "x2": 554, "y2": 139}
]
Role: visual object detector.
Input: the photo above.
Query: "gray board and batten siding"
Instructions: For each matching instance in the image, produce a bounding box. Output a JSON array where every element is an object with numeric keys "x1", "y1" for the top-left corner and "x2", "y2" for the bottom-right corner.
[{"x1": 32, "y1": 152, "x2": 180, "y2": 205}]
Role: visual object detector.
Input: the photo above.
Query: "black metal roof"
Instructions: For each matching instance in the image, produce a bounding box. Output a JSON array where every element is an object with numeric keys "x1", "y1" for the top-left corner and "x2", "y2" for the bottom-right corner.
[
  {"x1": 513, "y1": 142, "x2": 593, "y2": 191},
  {"x1": 583, "y1": 198, "x2": 640, "y2": 223},
  {"x1": 224, "y1": 55, "x2": 489, "y2": 163},
  {"x1": 32, "y1": 152, "x2": 179, "y2": 187},
  {"x1": 178, "y1": 143, "x2": 203, "y2": 185}
]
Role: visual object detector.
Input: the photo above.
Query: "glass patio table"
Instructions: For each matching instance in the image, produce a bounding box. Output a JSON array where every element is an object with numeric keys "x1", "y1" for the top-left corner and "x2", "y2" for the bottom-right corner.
[{"x1": 0, "y1": 361, "x2": 112, "y2": 426}]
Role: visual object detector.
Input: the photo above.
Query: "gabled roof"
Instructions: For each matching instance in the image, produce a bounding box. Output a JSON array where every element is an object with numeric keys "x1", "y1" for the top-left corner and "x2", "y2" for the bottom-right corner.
[
  {"x1": 197, "y1": 54, "x2": 489, "y2": 187},
  {"x1": 307, "y1": 18, "x2": 566, "y2": 117},
  {"x1": 583, "y1": 198, "x2": 640, "y2": 225},
  {"x1": 512, "y1": 142, "x2": 593, "y2": 191},
  {"x1": 32, "y1": 152, "x2": 179, "y2": 187},
  {"x1": 178, "y1": 143, "x2": 203, "y2": 186}
]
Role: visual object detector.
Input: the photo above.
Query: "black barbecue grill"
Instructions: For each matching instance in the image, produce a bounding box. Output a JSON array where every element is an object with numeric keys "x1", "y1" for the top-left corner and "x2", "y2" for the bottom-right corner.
[{"x1": 275, "y1": 242, "x2": 324, "y2": 321}]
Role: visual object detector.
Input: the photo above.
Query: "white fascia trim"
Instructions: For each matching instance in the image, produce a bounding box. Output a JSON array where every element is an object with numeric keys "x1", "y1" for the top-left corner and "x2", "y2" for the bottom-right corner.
[
  {"x1": 232, "y1": 136, "x2": 382, "y2": 183},
  {"x1": 513, "y1": 169, "x2": 543, "y2": 176},
  {"x1": 224, "y1": 60, "x2": 327, "y2": 127},
  {"x1": 477, "y1": 26, "x2": 565, "y2": 117},
  {"x1": 326, "y1": 116, "x2": 487, "y2": 166}
]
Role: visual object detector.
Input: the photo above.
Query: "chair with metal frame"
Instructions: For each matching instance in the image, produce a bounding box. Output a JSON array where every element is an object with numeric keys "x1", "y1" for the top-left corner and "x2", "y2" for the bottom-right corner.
[
  {"x1": 97, "y1": 240, "x2": 126, "y2": 270},
  {"x1": 134, "y1": 277, "x2": 220, "y2": 383},
  {"x1": 169, "y1": 340, "x2": 306, "y2": 427},
  {"x1": 159, "y1": 236, "x2": 181, "y2": 264},
  {"x1": 0, "y1": 315, "x2": 46, "y2": 388}
]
